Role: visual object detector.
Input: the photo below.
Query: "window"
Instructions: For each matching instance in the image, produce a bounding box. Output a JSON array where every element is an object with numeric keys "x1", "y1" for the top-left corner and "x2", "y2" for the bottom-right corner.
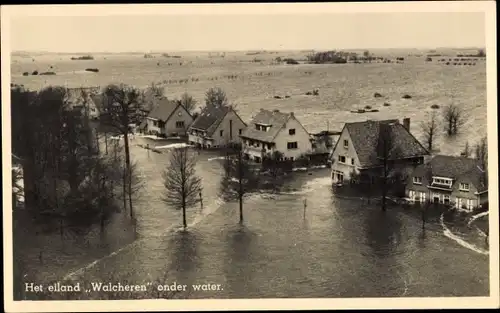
[
  {"x1": 467, "y1": 199, "x2": 474, "y2": 210},
  {"x1": 338, "y1": 155, "x2": 346, "y2": 163},
  {"x1": 432, "y1": 177, "x2": 452, "y2": 186},
  {"x1": 413, "y1": 177, "x2": 423, "y2": 185},
  {"x1": 343, "y1": 140, "x2": 349, "y2": 148},
  {"x1": 268, "y1": 144, "x2": 273, "y2": 150},
  {"x1": 459, "y1": 183, "x2": 470, "y2": 191},
  {"x1": 420, "y1": 192, "x2": 426, "y2": 203},
  {"x1": 444, "y1": 195, "x2": 450, "y2": 205},
  {"x1": 175, "y1": 121, "x2": 185, "y2": 128},
  {"x1": 255, "y1": 125, "x2": 260, "y2": 131},
  {"x1": 256, "y1": 142, "x2": 260, "y2": 148},
  {"x1": 220, "y1": 130, "x2": 224, "y2": 137},
  {"x1": 409, "y1": 190, "x2": 415, "y2": 201},
  {"x1": 239, "y1": 129, "x2": 242, "y2": 135},
  {"x1": 287, "y1": 142, "x2": 298, "y2": 149},
  {"x1": 289, "y1": 129, "x2": 296, "y2": 135},
  {"x1": 351, "y1": 158, "x2": 354, "y2": 165},
  {"x1": 290, "y1": 157, "x2": 294, "y2": 161},
  {"x1": 336, "y1": 172, "x2": 344, "y2": 182},
  {"x1": 153, "y1": 120, "x2": 158, "y2": 127}
]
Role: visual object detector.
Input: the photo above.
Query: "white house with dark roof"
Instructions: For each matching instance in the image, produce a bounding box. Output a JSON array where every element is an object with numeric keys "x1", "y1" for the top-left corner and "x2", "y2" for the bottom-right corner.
[
  {"x1": 406, "y1": 155, "x2": 488, "y2": 211},
  {"x1": 330, "y1": 118, "x2": 429, "y2": 184},
  {"x1": 145, "y1": 97, "x2": 194, "y2": 137},
  {"x1": 240, "y1": 109, "x2": 312, "y2": 163},
  {"x1": 188, "y1": 105, "x2": 246, "y2": 148}
]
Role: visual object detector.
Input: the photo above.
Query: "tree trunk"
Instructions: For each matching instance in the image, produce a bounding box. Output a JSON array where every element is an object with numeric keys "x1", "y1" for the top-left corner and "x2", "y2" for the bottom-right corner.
[
  {"x1": 182, "y1": 204, "x2": 187, "y2": 229},
  {"x1": 124, "y1": 133, "x2": 134, "y2": 218},
  {"x1": 239, "y1": 194, "x2": 243, "y2": 224},
  {"x1": 105, "y1": 132, "x2": 108, "y2": 154},
  {"x1": 122, "y1": 166, "x2": 127, "y2": 212}
]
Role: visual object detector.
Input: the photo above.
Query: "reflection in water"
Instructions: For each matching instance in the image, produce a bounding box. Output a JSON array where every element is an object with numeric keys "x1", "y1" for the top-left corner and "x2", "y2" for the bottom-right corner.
[
  {"x1": 365, "y1": 209, "x2": 402, "y2": 257},
  {"x1": 167, "y1": 230, "x2": 200, "y2": 275},
  {"x1": 224, "y1": 224, "x2": 259, "y2": 297}
]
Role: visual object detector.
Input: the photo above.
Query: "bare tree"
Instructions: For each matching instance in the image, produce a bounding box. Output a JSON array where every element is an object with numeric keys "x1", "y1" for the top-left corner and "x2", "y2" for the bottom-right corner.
[
  {"x1": 220, "y1": 143, "x2": 259, "y2": 224},
  {"x1": 176, "y1": 92, "x2": 197, "y2": 114},
  {"x1": 462, "y1": 141, "x2": 471, "y2": 158},
  {"x1": 205, "y1": 87, "x2": 229, "y2": 109},
  {"x1": 376, "y1": 123, "x2": 402, "y2": 211},
  {"x1": 474, "y1": 136, "x2": 488, "y2": 186},
  {"x1": 442, "y1": 103, "x2": 465, "y2": 136},
  {"x1": 99, "y1": 84, "x2": 143, "y2": 218},
  {"x1": 420, "y1": 110, "x2": 439, "y2": 152},
  {"x1": 162, "y1": 147, "x2": 202, "y2": 229}
]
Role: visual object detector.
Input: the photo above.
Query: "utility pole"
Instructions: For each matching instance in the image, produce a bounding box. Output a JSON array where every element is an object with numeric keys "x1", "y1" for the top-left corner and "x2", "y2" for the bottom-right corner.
[
  {"x1": 303, "y1": 198, "x2": 307, "y2": 220},
  {"x1": 199, "y1": 190, "x2": 203, "y2": 210}
]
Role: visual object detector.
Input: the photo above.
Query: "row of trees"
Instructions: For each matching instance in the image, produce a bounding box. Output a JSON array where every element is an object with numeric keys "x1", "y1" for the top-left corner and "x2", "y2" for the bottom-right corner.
[
  {"x1": 143, "y1": 82, "x2": 232, "y2": 117},
  {"x1": 162, "y1": 144, "x2": 295, "y2": 228},
  {"x1": 11, "y1": 86, "x2": 143, "y2": 237}
]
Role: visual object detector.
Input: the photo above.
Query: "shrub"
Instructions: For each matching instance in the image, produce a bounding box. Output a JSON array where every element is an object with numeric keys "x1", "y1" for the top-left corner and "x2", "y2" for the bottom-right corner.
[
  {"x1": 430, "y1": 104, "x2": 440, "y2": 109},
  {"x1": 383, "y1": 102, "x2": 391, "y2": 106}
]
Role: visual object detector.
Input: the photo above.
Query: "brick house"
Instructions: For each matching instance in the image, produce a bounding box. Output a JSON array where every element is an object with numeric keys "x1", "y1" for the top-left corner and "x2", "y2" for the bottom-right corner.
[{"x1": 406, "y1": 155, "x2": 488, "y2": 211}]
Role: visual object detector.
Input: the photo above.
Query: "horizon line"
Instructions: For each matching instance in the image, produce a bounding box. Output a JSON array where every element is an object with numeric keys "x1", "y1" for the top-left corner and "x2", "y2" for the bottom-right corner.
[{"x1": 12, "y1": 46, "x2": 486, "y2": 55}]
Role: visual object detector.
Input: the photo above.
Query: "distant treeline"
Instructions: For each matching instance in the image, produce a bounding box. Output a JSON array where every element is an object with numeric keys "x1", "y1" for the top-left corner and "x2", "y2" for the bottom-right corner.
[
  {"x1": 306, "y1": 50, "x2": 348, "y2": 64},
  {"x1": 71, "y1": 55, "x2": 94, "y2": 60}
]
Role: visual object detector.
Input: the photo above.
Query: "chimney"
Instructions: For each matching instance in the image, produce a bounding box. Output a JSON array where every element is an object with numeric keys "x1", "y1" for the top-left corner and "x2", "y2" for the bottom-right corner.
[
  {"x1": 290, "y1": 112, "x2": 294, "y2": 117},
  {"x1": 403, "y1": 117, "x2": 410, "y2": 132}
]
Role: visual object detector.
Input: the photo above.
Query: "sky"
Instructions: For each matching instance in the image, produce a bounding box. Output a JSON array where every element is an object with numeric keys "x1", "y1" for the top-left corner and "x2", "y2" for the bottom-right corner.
[{"x1": 8, "y1": 8, "x2": 486, "y2": 53}]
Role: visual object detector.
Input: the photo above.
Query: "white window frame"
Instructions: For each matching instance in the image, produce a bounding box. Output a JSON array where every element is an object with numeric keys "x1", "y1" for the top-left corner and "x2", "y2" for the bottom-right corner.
[
  {"x1": 343, "y1": 140, "x2": 349, "y2": 148},
  {"x1": 420, "y1": 192, "x2": 426, "y2": 203},
  {"x1": 338, "y1": 155, "x2": 346, "y2": 164},
  {"x1": 351, "y1": 158, "x2": 354, "y2": 165},
  {"x1": 409, "y1": 190, "x2": 416, "y2": 201},
  {"x1": 287, "y1": 141, "x2": 298, "y2": 150},
  {"x1": 413, "y1": 176, "x2": 423, "y2": 185},
  {"x1": 459, "y1": 183, "x2": 470, "y2": 191}
]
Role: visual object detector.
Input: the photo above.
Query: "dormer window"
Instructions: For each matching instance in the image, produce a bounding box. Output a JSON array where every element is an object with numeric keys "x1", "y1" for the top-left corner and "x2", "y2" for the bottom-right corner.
[
  {"x1": 413, "y1": 177, "x2": 422, "y2": 185},
  {"x1": 432, "y1": 177, "x2": 453, "y2": 187},
  {"x1": 459, "y1": 183, "x2": 470, "y2": 191}
]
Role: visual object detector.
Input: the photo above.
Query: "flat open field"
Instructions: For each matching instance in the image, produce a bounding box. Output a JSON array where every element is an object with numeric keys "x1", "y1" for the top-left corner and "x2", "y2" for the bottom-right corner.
[{"x1": 11, "y1": 50, "x2": 487, "y2": 155}]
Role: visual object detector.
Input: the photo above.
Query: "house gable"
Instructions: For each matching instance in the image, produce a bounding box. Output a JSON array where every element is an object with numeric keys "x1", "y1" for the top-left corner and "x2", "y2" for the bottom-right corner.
[
  {"x1": 164, "y1": 104, "x2": 194, "y2": 133},
  {"x1": 273, "y1": 114, "x2": 312, "y2": 158},
  {"x1": 330, "y1": 126, "x2": 362, "y2": 171},
  {"x1": 212, "y1": 109, "x2": 248, "y2": 145}
]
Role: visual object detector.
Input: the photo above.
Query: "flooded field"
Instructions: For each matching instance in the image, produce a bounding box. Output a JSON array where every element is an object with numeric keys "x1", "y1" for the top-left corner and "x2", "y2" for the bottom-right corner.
[{"x1": 11, "y1": 50, "x2": 489, "y2": 299}]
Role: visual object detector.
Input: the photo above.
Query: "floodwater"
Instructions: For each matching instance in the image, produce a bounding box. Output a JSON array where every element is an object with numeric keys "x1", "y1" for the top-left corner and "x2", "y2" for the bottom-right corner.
[{"x1": 58, "y1": 137, "x2": 489, "y2": 299}]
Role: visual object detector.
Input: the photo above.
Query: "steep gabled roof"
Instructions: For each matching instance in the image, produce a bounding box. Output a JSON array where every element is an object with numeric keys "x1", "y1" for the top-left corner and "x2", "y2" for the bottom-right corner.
[
  {"x1": 412, "y1": 155, "x2": 487, "y2": 192},
  {"x1": 428, "y1": 155, "x2": 481, "y2": 179},
  {"x1": 148, "y1": 98, "x2": 184, "y2": 121},
  {"x1": 240, "y1": 109, "x2": 290, "y2": 143},
  {"x1": 343, "y1": 119, "x2": 428, "y2": 168},
  {"x1": 189, "y1": 106, "x2": 230, "y2": 136}
]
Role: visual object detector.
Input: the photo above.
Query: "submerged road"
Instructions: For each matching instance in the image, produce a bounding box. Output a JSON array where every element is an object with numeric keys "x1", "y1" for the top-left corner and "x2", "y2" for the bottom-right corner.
[{"x1": 59, "y1": 137, "x2": 489, "y2": 299}]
